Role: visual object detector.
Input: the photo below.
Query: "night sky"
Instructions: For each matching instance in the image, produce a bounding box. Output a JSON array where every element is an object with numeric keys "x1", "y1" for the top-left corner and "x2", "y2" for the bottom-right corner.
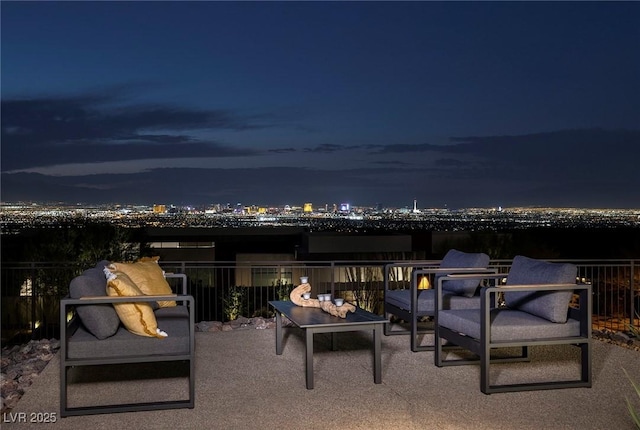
[{"x1": 2, "y1": 1, "x2": 639, "y2": 209}]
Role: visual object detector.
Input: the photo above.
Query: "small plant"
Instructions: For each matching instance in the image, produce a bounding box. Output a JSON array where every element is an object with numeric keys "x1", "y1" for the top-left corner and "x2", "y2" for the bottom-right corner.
[
  {"x1": 252, "y1": 307, "x2": 273, "y2": 318},
  {"x1": 223, "y1": 286, "x2": 245, "y2": 321},
  {"x1": 274, "y1": 279, "x2": 293, "y2": 301},
  {"x1": 623, "y1": 368, "x2": 640, "y2": 429},
  {"x1": 346, "y1": 266, "x2": 382, "y2": 313}
]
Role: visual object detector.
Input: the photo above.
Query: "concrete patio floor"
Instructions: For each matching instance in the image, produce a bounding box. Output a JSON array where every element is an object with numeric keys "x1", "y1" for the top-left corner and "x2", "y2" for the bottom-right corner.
[{"x1": 4, "y1": 327, "x2": 640, "y2": 429}]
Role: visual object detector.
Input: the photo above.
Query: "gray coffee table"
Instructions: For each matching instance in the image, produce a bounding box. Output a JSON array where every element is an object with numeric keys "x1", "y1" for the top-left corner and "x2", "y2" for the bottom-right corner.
[{"x1": 268, "y1": 300, "x2": 388, "y2": 389}]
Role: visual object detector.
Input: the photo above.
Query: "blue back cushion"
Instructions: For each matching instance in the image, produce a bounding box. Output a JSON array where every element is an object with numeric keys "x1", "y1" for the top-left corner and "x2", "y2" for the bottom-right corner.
[
  {"x1": 504, "y1": 255, "x2": 577, "y2": 323},
  {"x1": 438, "y1": 249, "x2": 491, "y2": 297}
]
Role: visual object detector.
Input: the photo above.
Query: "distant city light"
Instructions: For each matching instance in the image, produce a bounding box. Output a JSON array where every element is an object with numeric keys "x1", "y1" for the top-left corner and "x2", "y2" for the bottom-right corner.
[{"x1": 1, "y1": 201, "x2": 639, "y2": 235}]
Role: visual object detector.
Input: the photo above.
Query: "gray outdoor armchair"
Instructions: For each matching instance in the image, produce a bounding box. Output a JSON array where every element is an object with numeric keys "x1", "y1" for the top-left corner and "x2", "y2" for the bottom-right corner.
[
  {"x1": 383, "y1": 249, "x2": 494, "y2": 351},
  {"x1": 60, "y1": 261, "x2": 195, "y2": 416},
  {"x1": 434, "y1": 255, "x2": 592, "y2": 394}
]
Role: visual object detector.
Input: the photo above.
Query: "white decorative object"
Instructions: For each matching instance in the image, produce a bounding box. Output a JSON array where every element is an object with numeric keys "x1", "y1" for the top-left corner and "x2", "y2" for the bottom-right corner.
[{"x1": 289, "y1": 283, "x2": 356, "y2": 318}]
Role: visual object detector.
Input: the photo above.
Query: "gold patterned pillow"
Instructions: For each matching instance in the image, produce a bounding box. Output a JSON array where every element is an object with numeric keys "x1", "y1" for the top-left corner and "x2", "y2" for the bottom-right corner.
[
  {"x1": 109, "y1": 257, "x2": 176, "y2": 307},
  {"x1": 105, "y1": 268, "x2": 167, "y2": 338}
]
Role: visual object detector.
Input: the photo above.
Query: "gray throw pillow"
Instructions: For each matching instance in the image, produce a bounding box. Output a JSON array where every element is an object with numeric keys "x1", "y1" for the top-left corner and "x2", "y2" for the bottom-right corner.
[{"x1": 69, "y1": 263, "x2": 120, "y2": 339}]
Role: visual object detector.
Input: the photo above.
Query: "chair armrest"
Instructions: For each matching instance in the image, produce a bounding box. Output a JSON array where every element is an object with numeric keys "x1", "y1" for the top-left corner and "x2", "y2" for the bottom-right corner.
[
  {"x1": 433, "y1": 272, "x2": 500, "y2": 311},
  {"x1": 164, "y1": 272, "x2": 188, "y2": 295},
  {"x1": 436, "y1": 272, "x2": 504, "y2": 283},
  {"x1": 384, "y1": 261, "x2": 442, "y2": 270},
  {"x1": 480, "y1": 283, "x2": 590, "y2": 313},
  {"x1": 407, "y1": 268, "x2": 498, "y2": 315},
  {"x1": 478, "y1": 283, "x2": 592, "y2": 341},
  {"x1": 60, "y1": 294, "x2": 195, "y2": 340},
  {"x1": 436, "y1": 275, "x2": 588, "y2": 311},
  {"x1": 383, "y1": 261, "x2": 441, "y2": 293},
  {"x1": 61, "y1": 294, "x2": 193, "y2": 306},
  {"x1": 485, "y1": 283, "x2": 584, "y2": 293},
  {"x1": 414, "y1": 267, "x2": 498, "y2": 279},
  {"x1": 487, "y1": 283, "x2": 590, "y2": 323}
]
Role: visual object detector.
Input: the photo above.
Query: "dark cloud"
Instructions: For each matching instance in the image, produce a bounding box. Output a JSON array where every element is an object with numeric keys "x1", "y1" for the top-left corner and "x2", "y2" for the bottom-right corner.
[
  {"x1": 372, "y1": 143, "x2": 435, "y2": 154},
  {"x1": 302, "y1": 143, "x2": 380, "y2": 154},
  {"x1": 375, "y1": 129, "x2": 640, "y2": 180},
  {"x1": 371, "y1": 160, "x2": 413, "y2": 167},
  {"x1": 434, "y1": 158, "x2": 468, "y2": 167},
  {"x1": 3, "y1": 146, "x2": 639, "y2": 208},
  {"x1": 303, "y1": 144, "x2": 346, "y2": 153},
  {"x1": 0, "y1": 167, "x2": 392, "y2": 206},
  {"x1": 445, "y1": 129, "x2": 640, "y2": 187},
  {"x1": 376, "y1": 128, "x2": 639, "y2": 158},
  {"x1": 1, "y1": 89, "x2": 272, "y2": 171},
  {"x1": 268, "y1": 148, "x2": 297, "y2": 154},
  {"x1": 449, "y1": 129, "x2": 639, "y2": 157}
]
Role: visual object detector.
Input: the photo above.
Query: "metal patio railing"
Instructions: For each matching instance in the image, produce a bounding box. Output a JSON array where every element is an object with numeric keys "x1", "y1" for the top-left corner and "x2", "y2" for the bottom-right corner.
[{"x1": 1, "y1": 259, "x2": 638, "y2": 343}]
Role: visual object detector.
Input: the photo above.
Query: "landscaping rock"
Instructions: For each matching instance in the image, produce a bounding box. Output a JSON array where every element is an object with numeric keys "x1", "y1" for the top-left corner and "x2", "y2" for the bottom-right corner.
[{"x1": 1, "y1": 339, "x2": 59, "y2": 414}]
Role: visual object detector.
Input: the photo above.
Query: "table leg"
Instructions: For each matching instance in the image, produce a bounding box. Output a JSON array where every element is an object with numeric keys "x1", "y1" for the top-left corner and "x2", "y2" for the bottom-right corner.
[
  {"x1": 331, "y1": 332, "x2": 338, "y2": 351},
  {"x1": 305, "y1": 329, "x2": 314, "y2": 389},
  {"x1": 373, "y1": 325, "x2": 382, "y2": 384},
  {"x1": 275, "y1": 312, "x2": 283, "y2": 355}
]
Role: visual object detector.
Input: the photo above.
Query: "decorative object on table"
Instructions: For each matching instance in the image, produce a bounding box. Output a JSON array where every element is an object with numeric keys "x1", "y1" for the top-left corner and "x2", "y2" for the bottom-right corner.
[{"x1": 290, "y1": 283, "x2": 355, "y2": 318}]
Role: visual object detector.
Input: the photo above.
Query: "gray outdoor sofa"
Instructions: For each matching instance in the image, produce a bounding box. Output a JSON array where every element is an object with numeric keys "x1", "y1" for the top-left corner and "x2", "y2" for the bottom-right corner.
[{"x1": 59, "y1": 260, "x2": 195, "y2": 416}]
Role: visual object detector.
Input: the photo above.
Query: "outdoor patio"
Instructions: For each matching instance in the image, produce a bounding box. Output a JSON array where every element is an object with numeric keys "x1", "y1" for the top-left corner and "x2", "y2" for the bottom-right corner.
[{"x1": 4, "y1": 325, "x2": 640, "y2": 429}]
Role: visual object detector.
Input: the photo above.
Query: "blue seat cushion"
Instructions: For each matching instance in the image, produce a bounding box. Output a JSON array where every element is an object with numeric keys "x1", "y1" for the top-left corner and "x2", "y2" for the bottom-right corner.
[
  {"x1": 504, "y1": 255, "x2": 577, "y2": 323},
  {"x1": 438, "y1": 308, "x2": 581, "y2": 342},
  {"x1": 386, "y1": 289, "x2": 481, "y2": 316},
  {"x1": 437, "y1": 249, "x2": 491, "y2": 297},
  {"x1": 67, "y1": 308, "x2": 190, "y2": 359}
]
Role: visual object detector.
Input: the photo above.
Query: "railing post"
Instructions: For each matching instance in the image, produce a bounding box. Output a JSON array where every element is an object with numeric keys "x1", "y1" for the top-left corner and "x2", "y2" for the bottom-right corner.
[
  {"x1": 631, "y1": 260, "x2": 636, "y2": 333},
  {"x1": 30, "y1": 262, "x2": 37, "y2": 340},
  {"x1": 330, "y1": 262, "x2": 335, "y2": 296}
]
